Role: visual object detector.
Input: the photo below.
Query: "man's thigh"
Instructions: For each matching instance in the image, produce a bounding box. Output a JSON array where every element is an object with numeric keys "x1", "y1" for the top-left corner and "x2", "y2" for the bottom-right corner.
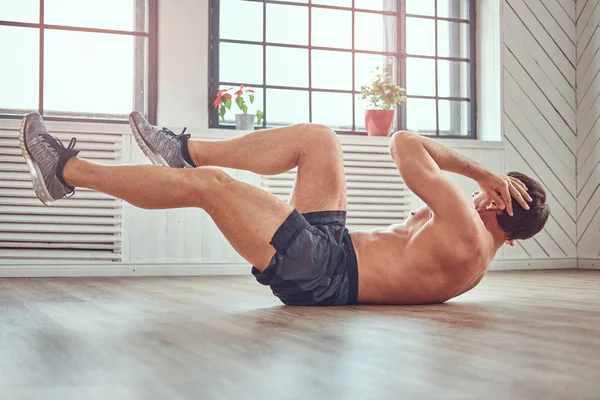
[{"x1": 289, "y1": 134, "x2": 347, "y2": 213}]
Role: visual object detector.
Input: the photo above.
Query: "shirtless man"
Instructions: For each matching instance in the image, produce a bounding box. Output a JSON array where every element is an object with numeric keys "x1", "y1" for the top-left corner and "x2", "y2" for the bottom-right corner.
[{"x1": 19, "y1": 113, "x2": 549, "y2": 306}]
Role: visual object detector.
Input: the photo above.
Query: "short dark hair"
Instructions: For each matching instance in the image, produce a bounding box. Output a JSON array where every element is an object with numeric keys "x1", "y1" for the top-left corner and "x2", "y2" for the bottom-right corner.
[{"x1": 496, "y1": 172, "x2": 550, "y2": 241}]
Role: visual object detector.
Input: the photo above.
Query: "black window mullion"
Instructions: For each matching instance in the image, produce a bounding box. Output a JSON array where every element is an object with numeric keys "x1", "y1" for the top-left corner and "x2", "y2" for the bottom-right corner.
[
  {"x1": 208, "y1": 0, "x2": 220, "y2": 128},
  {"x1": 39, "y1": 0, "x2": 44, "y2": 115},
  {"x1": 263, "y1": 1, "x2": 267, "y2": 128},
  {"x1": 308, "y1": 0, "x2": 312, "y2": 123},
  {"x1": 398, "y1": 0, "x2": 406, "y2": 132},
  {"x1": 434, "y1": 0, "x2": 439, "y2": 137},
  {"x1": 469, "y1": 0, "x2": 477, "y2": 138},
  {"x1": 351, "y1": 0, "x2": 355, "y2": 132}
]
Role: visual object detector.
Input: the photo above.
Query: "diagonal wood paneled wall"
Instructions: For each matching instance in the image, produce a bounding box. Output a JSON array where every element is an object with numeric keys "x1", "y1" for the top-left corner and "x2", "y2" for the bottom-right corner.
[
  {"x1": 577, "y1": 0, "x2": 600, "y2": 259},
  {"x1": 502, "y1": 0, "x2": 578, "y2": 260}
]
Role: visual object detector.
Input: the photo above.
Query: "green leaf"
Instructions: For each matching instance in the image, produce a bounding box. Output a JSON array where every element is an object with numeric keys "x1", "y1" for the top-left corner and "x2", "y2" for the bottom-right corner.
[
  {"x1": 219, "y1": 106, "x2": 226, "y2": 121},
  {"x1": 242, "y1": 104, "x2": 248, "y2": 114},
  {"x1": 224, "y1": 98, "x2": 232, "y2": 110},
  {"x1": 249, "y1": 94, "x2": 255, "y2": 104},
  {"x1": 235, "y1": 96, "x2": 244, "y2": 111},
  {"x1": 256, "y1": 110, "x2": 264, "y2": 125}
]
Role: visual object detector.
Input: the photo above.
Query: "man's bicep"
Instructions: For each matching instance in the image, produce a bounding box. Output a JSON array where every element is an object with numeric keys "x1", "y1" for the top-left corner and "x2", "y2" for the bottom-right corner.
[
  {"x1": 391, "y1": 134, "x2": 474, "y2": 221},
  {"x1": 407, "y1": 172, "x2": 473, "y2": 221}
]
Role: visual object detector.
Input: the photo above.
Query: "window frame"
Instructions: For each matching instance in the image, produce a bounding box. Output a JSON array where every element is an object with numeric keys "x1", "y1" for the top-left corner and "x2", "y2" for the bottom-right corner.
[
  {"x1": 0, "y1": 0, "x2": 158, "y2": 124},
  {"x1": 208, "y1": 0, "x2": 477, "y2": 138}
]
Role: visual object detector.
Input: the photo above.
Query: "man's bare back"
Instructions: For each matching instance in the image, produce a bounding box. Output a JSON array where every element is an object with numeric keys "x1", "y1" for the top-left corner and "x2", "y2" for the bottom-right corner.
[
  {"x1": 350, "y1": 130, "x2": 536, "y2": 305},
  {"x1": 351, "y1": 206, "x2": 490, "y2": 305}
]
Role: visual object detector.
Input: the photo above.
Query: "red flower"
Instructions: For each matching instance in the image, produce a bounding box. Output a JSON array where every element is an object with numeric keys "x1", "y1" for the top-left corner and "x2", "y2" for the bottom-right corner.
[
  {"x1": 246, "y1": 89, "x2": 255, "y2": 93},
  {"x1": 235, "y1": 89, "x2": 243, "y2": 97},
  {"x1": 213, "y1": 96, "x2": 222, "y2": 109},
  {"x1": 223, "y1": 93, "x2": 232, "y2": 100}
]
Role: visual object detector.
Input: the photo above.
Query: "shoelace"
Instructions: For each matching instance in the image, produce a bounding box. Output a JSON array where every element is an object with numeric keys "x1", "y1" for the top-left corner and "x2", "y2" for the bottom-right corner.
[
  {"x1": 40, "y1": 134, "x2": 78, "y2": 197},
  {"x1": 160, "y1": 127, "x2": 191, "y2": 142},
  {"x1": 42, "y1": 133, "x2": 77, "y2": 155}
]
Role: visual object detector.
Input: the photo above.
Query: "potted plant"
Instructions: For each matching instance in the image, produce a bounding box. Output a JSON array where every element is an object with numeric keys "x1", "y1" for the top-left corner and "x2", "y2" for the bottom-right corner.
[
  {"x1": 360, "y1": 67, "x2": 406, "y2": 136},
  {"x1": 213, "y1": 85, "x2": 264, "y2": 130}
]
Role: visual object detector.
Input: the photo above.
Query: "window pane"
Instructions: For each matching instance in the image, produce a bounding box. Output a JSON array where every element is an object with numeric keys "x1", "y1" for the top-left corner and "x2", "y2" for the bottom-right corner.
[
  {"x1": 220, "y1": 42, "x2": 263, "y2": 85},
  {"x1": 438, "y1": 60, "x2": 469, "y2": 98},
  {"x1": 406, "y1": 0, "x2": 435, "y2": 16},
  {"x1": 45, "y1": 0, "x2": 139, "y2": 32},
  {"x1": 438, "y1": 21, "x2": 469, "y2": 58},
  {"x1": 312, "y1": 50, "x2": 352, "y2": 90},
  {"x1": 218, "y1": 86, "x2": 264, "y2": 125},
  {"x1": 220, "y1": 0, "x2": 263, "y2": 42},
  {"x1": 312, "y1": 92, "x2": 352, "y2": 129},
  {"x1": 438, "y1": 0, "x2": 469, "y2": 20},
  {"x1": 406, "y1": 18, "x2": 435, "y2": 56},
  {"x1": 406, "y1": 58, "x2": 435, "y2": 97},
  {"x1": 312, "y1": 8, "x2": 351, "y2": 49},
  {"x1": 355, "y1": 53, "x2": 396, "y2": 92},
  {"x1": 355, "y1": 0, "x2": 396, "y2": 12},
  {"x1": 0, "y1": 26, "x2": 38, "y2": 111},
  {"x1": 355, "y1": 12, "x2": 396, "y2": 52},
  {"x1": 266, "y1": 4, "x2": 308, "y2": 45},
  {"x1": 312, "y1": 0, "x2": 351, "y2": 7},
  {"x1": 266, "y1": 47, "x2": 308, "y2": 87},
  {"x1": 0, "y1": 0, "x2": 39, "y2": 23},
  {"x1": 43, "y1": 30, "x2": 135, "y2": 115},
  {"x1": 266, "y1": 89, "x2": 309, "y2": 125},
  {"x1": 439, "y1": 100, "x2": 469, "y2": 136},
  {"x1": 406, "y1": 98, "x2": 436, "y2": 133},
  {"x1": 355, "y1": 94, "x2": 368, "y2": 131}
]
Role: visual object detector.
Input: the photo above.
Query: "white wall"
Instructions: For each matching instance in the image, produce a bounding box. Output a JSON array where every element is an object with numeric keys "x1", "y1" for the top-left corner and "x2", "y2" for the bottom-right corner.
[
  {"x1": 500, "y1": 0, "x2": 578, "y2": 261},
  {"x1": 156, "y1": 0, "x2": 210, "y2": 129},
  {"x1": 576, "y1": 0, "x2": 600, "y2": 266}
]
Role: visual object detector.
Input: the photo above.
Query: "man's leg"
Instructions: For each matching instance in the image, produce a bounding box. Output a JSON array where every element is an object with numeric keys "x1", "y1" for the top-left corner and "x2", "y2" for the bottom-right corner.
[
  {"x1": 187, "y1": 123, "x2": 347, "y2": 213},
  {"x1": 63, "y1": 158, "x2": 292, "y2": 269}
]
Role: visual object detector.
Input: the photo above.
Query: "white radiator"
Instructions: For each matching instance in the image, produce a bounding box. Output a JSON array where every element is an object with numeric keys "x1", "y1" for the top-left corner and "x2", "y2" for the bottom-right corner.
[
  {"x1": 261, "y1": 135, "x2": 411, "y2": 231},
  {"x1": 0, "y1": 121, "x2": 123, "y2": 263}
]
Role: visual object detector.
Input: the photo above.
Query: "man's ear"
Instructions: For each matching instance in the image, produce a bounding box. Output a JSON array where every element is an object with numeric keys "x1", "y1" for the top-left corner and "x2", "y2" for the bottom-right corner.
[
  {"x1": 505, "y1": 239, "x2": 515, "y2": 246},
  {"x1": 486, "y1": 202, "x2": 502, "y2": 211}
]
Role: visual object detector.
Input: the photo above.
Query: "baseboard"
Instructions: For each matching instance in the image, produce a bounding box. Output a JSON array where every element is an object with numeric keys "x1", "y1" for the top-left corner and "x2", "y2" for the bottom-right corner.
[
  {"x1": 0, "y1": 258, "x2": 580, "y2": 278},
  {"x1": 0, "y1": 263, "x2": 249, "y2": 278},
  {"x1": 578, "y1": 259, "x2": 600, "y2": 270},
  {"x1": 489, "y1": 258, "x2": 578, "y2": 271}
]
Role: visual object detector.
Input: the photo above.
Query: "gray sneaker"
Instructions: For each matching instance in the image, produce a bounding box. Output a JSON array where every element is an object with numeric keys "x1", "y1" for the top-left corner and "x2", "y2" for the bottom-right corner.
[
  {"x1": 128, "y1": 111, "x2": 195, "y2": 168},
  {"x1": 19, "y1": 113, "x2": 80, "y2": 205}
]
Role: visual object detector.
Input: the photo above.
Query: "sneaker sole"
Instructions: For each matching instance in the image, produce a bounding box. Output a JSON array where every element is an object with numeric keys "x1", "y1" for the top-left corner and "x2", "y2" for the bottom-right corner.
[
  {"x1": 129, "y1": 118, "x2": 170, "y2": 167},
  {"x1": 19, "y1": 115, "x2": 56, "y2": 206}
]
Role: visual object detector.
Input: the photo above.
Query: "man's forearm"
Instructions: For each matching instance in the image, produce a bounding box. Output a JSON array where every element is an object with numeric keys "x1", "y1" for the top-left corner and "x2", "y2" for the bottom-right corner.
[{"x1": 397, "y1": 131, "x2": 490, "y2": 181}]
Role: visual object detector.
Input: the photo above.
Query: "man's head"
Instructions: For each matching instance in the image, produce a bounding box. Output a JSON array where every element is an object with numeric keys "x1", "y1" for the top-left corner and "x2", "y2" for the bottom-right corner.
[{"x1": 472, "y1": 172, "x2": 550, "y2": 242}]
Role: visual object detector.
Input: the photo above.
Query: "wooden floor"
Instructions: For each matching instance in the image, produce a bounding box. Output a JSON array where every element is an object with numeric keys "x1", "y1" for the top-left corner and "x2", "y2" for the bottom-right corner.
[{"x1": 0, "y1": 270, "x2": 599, "y2": 400}]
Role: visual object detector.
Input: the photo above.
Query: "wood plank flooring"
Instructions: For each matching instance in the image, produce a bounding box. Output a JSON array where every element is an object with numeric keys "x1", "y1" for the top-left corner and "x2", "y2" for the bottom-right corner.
[{"x1": 0, "y1": 270, "x2": 599, "y2": 400}]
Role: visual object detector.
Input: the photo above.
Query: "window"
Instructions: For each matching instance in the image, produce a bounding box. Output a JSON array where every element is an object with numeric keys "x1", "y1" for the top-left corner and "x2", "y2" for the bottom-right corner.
[
  {"x1": 0, "y1": 0, "x2": 158, "y2": 123},
  {"x1": 209, "y1": 0, "x2": 476, "y2": 138}
]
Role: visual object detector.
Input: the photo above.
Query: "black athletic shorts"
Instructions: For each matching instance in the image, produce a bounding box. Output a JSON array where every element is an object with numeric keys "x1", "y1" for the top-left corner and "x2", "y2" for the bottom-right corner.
[{"x1": 252, "y1": 210, "x2": 359, "y2": 306}]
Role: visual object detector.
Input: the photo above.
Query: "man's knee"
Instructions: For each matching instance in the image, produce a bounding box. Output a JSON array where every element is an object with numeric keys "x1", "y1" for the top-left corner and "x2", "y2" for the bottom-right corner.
[
  {"x1": 296, "y1": 123, "x2": 341, "y2": 153},
  {"x1": 190, "y1": 167, "x2": 233, "y2": 191}
]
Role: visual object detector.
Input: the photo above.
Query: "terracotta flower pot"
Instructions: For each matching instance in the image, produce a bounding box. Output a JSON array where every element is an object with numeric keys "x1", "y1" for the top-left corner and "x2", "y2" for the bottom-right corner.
[{"x1": 365, "y1": 109, "x2": 395, "y2": 136}]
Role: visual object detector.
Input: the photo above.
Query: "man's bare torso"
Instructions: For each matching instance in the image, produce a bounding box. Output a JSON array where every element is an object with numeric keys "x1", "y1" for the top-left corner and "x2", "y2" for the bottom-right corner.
[{"x1": 351, "y1": 205, "x2": 494, "y2": 305}]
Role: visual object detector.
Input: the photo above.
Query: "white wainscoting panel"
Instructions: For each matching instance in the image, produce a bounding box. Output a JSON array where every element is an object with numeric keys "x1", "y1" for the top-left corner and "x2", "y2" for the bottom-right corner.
[
  {"x1": 0, "y1": 119, "x2": 125, "y2": 263},
  {"x1": 577, "y1": 0, "x2": 600, "y2": 259},
  {"x1": 502, "y1": 0, "x2": 579, "y2": 260}
]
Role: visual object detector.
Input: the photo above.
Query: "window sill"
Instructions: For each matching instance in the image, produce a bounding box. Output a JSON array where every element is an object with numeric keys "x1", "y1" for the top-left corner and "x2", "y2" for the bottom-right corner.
[{"x1": 198, "y1": 128, "x2": 505, "y2": 150}]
